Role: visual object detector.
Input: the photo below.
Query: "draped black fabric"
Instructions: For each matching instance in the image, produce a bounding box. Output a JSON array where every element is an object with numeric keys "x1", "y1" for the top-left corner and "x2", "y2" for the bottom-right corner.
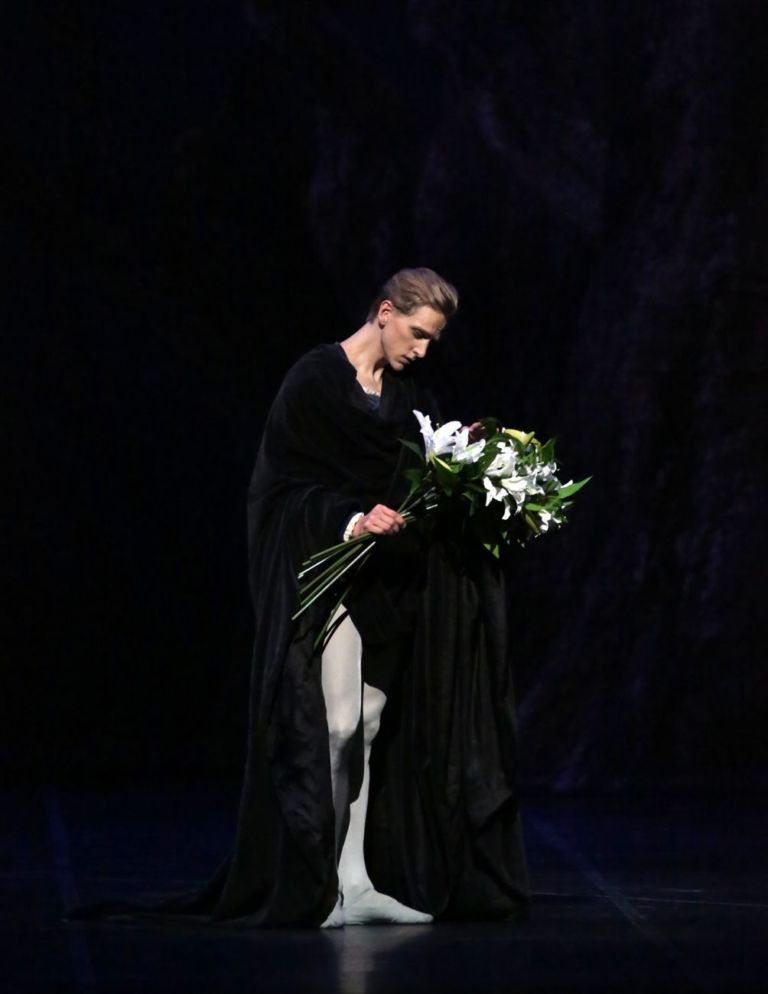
[
  {"x1": 68, "y1": 344, "x2": 529, "y2": 926},
  {"x1": 366, "y1": 539, "x2": 530, "y2": 920},
  {"x1": 205, "y1": 343, "x2": 441, "y2": 925}
]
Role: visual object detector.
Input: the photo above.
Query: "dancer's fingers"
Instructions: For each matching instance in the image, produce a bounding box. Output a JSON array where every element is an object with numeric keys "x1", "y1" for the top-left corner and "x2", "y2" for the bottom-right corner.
[{"x1": 357, "y1": 504, "x2": 405, "y2": 536}]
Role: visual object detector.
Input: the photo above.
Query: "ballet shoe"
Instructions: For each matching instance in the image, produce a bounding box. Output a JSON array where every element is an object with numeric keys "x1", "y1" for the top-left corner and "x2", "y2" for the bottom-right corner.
[
  {"x1": 343, "y1": 886, "x2": 433, "y2": 926},
  {"x1": 320, "y1": 894, "x2": 345, "y2": 928}
]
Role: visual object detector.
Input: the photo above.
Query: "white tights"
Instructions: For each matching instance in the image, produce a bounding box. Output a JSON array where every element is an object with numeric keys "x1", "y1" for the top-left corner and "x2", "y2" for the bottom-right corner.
[{"x1": 319, "y1": 606, "x2": 432, "y2": 927}]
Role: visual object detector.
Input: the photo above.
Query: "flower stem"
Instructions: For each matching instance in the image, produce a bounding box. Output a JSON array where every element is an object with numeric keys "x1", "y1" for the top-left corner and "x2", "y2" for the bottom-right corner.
[
  {"x1": 312, "y1": 584, "x2": 353, "y2": 653},
  {"x1": 398, "y1": 482, "x2": 436, "y2": 517},
  {"x1": 292, "y1": 542, "x2": 375, "y2": 620},
  {"x1": 294, "y1": 480, "x2": 438, "y2": 631},
  {"x1": 302, "y1": 530, "x2": 370, "y2": 566},
  {"x1": 298, "y1": 537, "x2": 374, "y2": 592}
]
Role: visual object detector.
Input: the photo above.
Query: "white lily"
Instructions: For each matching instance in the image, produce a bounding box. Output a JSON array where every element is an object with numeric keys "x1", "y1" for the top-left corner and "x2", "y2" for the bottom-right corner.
[
  {"x1": 452, "y1": 427, "x2": 486, "y2": 464},
  {"x1": 486, "y1": 443, "x2": 518, "y2": 479},
  {"x1": 483, "y1": 476, "x2": 507, "y2": 505},
  {"x1": 525, "y1": 475, "x2": 546, "y2": 496},
  {"x1": 413, "y1": 410, "x2": 463, "y2": 460},
  {"x1": 535, "y1": 461, "x2": 558, "y2": 485},
  {"x1": 501, "y1": 481, "x2": 528, "y2": 509},
  {"x1": 500, "y1": 475, "x2": 527, "y2": 495},
  {"x1": 536, "y1": 509, "x2": 562, "y2": 534}
]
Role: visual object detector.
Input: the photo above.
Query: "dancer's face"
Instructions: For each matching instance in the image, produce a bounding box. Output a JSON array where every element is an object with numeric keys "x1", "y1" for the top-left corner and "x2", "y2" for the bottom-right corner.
[{"x1": 378, "y1": 302, "x2": 445, "y2": 371}]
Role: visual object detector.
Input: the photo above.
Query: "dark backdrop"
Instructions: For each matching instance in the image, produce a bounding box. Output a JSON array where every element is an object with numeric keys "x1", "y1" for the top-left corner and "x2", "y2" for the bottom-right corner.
[{"x1": 6, "y1": 0, "x2": 767, "y2": 791}]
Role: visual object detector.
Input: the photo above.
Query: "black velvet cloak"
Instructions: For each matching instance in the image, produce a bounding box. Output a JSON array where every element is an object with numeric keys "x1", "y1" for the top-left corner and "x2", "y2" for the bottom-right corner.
[{"x1": 70, "y1": 344, "x2": 530, "y2": 926}]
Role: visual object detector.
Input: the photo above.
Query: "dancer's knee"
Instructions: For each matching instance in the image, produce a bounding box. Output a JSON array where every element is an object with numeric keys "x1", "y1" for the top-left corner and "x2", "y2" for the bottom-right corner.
[{"x1": 327, "y1": 713, "x2": 360, "y2": 759}]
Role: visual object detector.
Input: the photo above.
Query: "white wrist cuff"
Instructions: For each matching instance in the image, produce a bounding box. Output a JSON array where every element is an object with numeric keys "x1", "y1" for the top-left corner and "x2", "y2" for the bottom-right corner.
[{"x1": 343, "y1": 512, "x2": 364, "y2": 542}]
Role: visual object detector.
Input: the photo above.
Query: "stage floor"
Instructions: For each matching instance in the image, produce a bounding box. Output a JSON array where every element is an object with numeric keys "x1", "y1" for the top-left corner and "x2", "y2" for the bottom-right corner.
[{"x1": 4, "y1": 785, "x2": 766, "y2": 993}]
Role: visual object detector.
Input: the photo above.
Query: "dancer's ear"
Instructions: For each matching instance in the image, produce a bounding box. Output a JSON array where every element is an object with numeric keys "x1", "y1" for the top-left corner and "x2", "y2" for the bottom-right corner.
[{"x1": 377, "y1": 300, "x2": 393, "y2": 327}]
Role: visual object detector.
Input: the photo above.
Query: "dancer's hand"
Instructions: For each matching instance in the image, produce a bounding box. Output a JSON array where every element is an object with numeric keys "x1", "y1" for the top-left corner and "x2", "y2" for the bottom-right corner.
[
  {"x1": 352, "y1": 504, "x2": 406, "y2": 537},
  {"x1": 464, "y1": 421, "x2": 485, "y2": 442}
]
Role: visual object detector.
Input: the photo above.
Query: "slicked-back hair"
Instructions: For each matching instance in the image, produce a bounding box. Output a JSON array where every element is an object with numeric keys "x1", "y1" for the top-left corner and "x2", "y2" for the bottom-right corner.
[{"x1": 366, "y1": 268, "x2": 459, "y2": 322}]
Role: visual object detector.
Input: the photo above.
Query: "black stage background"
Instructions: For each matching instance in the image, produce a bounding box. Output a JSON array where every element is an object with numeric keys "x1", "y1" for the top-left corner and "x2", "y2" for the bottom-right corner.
[{"x1": 6, "y1": 1, "x2": 767, "y2": 792}]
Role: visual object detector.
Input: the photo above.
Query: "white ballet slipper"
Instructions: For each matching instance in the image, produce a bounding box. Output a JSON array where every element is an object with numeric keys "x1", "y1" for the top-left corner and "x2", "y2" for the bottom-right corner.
[
  {"x1": 343, "y1": 887, "x2": 433, "y2": 926},
  {"x1": 320, "y1": 894, "x2": 345, "y2": 928}
]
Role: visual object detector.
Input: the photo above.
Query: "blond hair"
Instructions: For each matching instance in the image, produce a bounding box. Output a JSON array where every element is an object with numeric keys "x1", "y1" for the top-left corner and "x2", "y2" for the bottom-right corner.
[{"x1": 366, "y1": 267, "x2": 459, "y2": 322}]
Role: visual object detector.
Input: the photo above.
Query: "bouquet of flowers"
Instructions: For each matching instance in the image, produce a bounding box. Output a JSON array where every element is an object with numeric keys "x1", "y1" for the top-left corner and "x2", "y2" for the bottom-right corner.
[{"x1": 292, "y1": 411, "x2": 590, "y2": 646}]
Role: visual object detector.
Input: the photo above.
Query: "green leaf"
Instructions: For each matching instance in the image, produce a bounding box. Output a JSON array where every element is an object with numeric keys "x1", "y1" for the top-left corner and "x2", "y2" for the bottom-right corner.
[
  {"x1": 464, "y1": 481, "x2": 486, "y2": 496},
  {"x1": 403, "y1": 468, "x2": 425, "y2": 493},
  {"x1": 524, "y1": 511, "x2": 540, "y2": 535},
  {"x1": 399, "y1": 437, "x2": 426, "y2": 462},
  {"x1": 434, "y1": 459, "x2": 459, "y2": 494},
  {"x1": 479, "y1": 416, "x2": 502, "y2": 437},
  {"x1": 558, "y1": 476, "x2": 592, "y2": 498},
  {"x1": 435, "y1": 456, "x2": 462, "y2": 475}
]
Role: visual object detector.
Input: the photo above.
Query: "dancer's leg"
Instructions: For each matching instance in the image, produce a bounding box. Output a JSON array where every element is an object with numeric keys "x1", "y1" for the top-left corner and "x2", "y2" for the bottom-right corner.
[
  {"x1": 336, "y1": 681, "x2": 384, "y2": 896},
  {"x1": 320, "y1": 608, "x2": 432, "y2": 927},
  {"x1": 319, "y1": 606, "x2": 363, "y2": 928},
  {"x1": 340, "y1": 681, "x2": 433, "y2": 926}
]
